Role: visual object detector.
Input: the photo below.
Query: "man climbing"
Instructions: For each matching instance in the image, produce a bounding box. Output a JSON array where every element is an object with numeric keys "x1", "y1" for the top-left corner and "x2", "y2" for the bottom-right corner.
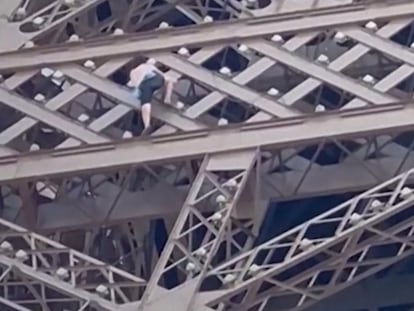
[{"x1": 128, "y1": 58, "x2": 175, "y2": 131}]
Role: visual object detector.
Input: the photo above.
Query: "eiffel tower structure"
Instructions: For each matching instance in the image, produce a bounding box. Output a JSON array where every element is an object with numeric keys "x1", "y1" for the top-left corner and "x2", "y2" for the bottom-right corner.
[{"x1": 1, "y1": 0, "x2": 414, "y2": 310}]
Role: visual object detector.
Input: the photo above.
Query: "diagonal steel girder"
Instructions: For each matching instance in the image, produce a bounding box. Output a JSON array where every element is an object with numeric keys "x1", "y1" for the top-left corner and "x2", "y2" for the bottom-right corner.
[
  {"x1": 183, "y1": 168, "x2": 414, "y2": 310},
  {"x1": 0, "y1": 87, "x2": 109, "y2": 144},
  {"x1": 1, "y1": 1, "x2": 414, "y2": 71},
  {"x1": 62, "y1": 60, "x2": 300, "y2": 119},
  {"x1": 220, "y1": 219, "x2": 414, "y2": 311},
  {"x1": 54, "y1": 15, "x2": 414, "y2": 139},
  {"x1": 152, "y1": 15, "x2": 409, "y2": 125}
]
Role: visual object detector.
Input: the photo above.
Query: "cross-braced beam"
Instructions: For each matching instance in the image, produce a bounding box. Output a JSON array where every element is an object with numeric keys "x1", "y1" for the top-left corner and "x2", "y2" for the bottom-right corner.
[
  {"x1": 1, "y1": 1, "x2": 414, "y2": 70},
  {"x1": 21, "y1": 128, "x2": 414, "y2": 232},
  {"x1": 0, "y1": 0, "x2": 248, "y2": 230},
  {"x1": 0, "y1": 216, "x2": 150, "y2": 310},
  {"x1": 1, "y1": 1, "x2": 413, "y2": 171},
  {"x1": 2, "y1": 1, "x2": 414, "y2": 310},
  {"x1": 2, "y1": 0, "x2": 198, "y2": 52},
  {"x1": 0, "y1": 101, "x2": 413, "y2": 184},
  {"x1": 1, "y1": 0, "x2": 100, "y2": 51},
  {"x1": 193, "y1": 168, "x2": 414, "y2": 310}
]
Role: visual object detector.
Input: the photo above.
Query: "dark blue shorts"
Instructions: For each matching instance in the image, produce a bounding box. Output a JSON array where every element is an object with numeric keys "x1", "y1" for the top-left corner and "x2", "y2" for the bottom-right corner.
[{"x1": 136, "y1": 73, "x2": 164, "y2": 103}]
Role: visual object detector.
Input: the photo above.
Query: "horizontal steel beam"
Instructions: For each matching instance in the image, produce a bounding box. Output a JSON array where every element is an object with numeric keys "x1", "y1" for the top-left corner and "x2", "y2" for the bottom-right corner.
[
  {"x1": 1, "y1": 2, "x2": 414, "y2": 71},
  {"x1": 0, "y1": 103, "x2": 414, "y2": 183},
  {"x1": 35, "y1": 151, "x2": 414, "y2": 232}
]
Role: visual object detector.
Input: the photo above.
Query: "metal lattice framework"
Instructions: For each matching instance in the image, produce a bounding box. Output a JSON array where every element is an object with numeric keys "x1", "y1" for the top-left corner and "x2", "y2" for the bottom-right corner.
[
  {"x1": 125, "y1": 166, "x2": 414, "y2": 310},
  {"x1": 140, "y1": 150, "x2": 259, "y2": 310},
  {"x1": 196, "y1": 169, "x2": 414, "y2": 311},
  {"x1": 1, "y1": 0, "x2": 414, "y2": 310},
  {"x1": 0, "y1": 215, "x2": 149, "y2": 310}
]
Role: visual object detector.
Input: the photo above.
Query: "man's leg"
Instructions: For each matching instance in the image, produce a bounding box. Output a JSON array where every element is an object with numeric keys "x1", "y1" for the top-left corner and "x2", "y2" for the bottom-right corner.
[
  {"x1": 164, "y1": 79, "x2": 174, "y2": 105},
  {"x1": 141, "y1": 103, "x2": 151, "y2": 129},
  {"x1": 139, "y1": 75, "x2": 163, "y2": 131},
  {"x1": 139, "y1": 81, "x2": 153, "y2": 130}
]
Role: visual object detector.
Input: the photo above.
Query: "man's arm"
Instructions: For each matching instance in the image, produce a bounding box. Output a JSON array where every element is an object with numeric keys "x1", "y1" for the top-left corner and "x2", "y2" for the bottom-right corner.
[
  {"x1": 164, "y1": 78, "x2": 175, "y2": 105},
  {"x1": 153, "y1": 67, "x2": 176, "y2": 104}
]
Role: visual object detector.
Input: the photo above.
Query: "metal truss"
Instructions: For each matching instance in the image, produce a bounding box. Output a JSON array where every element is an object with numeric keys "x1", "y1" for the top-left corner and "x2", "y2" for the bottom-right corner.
[
  {"x1": 2, "y1": 154, "x2": 414, "y2": 311},
  {"x1": 1, "y1": 0, "x2": 230, "y2": 52},
  {"x1": 0, "y1": 0, "x2": 234, "y2": 153},
  {"x1": 140, "y1": 150, "x2": 258, "y2": 310},
  {"x1": 1, "y1": 4, "x2": 414, "y2": 271},
  {"x1": 0, "y1": 1, "x2": 413, "y2": 70},
  {"x1": 2, "y1": 100, "x2": 414, "y2": 232},
  {"x1": 0, "y1": 2, "x2": 412, "y2": 166},
  {"x1": 1, "y1": 1, "x2": 414, "y2": 310},
  {"x1": 0, "y1": 101, "x2": 412, "y2": 182},
  {"x1": 1, "y1": 0, "x2": 125, "y2": 52},
  {"x1": 0, "y1": 0, "x2": 248, "y2": 228},
  {"x1": 0, "y1": 4, "x2": 412, "y2": 142},
  {"x1": 0, "y1": 0, "x2": 256, "y2": 309},
  {"x1": 0, "y1": 216, "x2": 151, "y2": 310},
  {"x1": 185, "y1": 168, "x2": 414, "y2": 311}
]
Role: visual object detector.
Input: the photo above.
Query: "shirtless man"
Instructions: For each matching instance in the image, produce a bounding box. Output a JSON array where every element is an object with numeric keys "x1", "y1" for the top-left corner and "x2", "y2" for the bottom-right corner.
[{"x1": 128, "y1": 58, "x2": 174, "y2": 130}]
